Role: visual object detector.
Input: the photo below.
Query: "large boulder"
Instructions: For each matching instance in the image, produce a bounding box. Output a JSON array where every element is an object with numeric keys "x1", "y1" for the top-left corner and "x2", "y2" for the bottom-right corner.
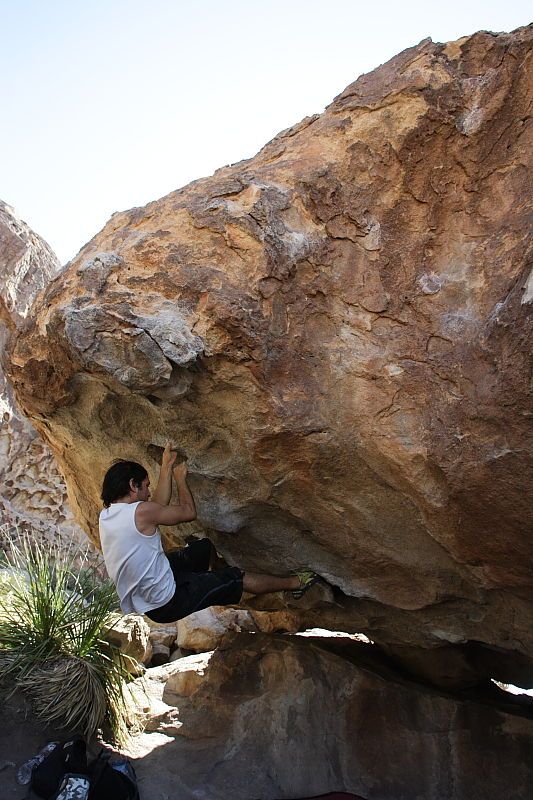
[
  {"x1": 126, "y1": 633, "x2": 533, "y2": 800},
  {"x1": 2, "y1": 28, "x2": 533, "y2": 684}
]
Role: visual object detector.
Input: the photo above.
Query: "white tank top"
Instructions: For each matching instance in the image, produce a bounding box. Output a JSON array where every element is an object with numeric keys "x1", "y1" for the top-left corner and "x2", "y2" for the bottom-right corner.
[{"x1": 99, "y1": 502, "x2": 175, "y2": 614}]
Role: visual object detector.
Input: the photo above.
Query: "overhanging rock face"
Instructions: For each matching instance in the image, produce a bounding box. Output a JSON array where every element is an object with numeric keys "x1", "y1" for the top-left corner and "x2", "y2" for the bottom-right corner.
[{"x1": 4, "y1": 28, "x2": 533, "y2": 679}]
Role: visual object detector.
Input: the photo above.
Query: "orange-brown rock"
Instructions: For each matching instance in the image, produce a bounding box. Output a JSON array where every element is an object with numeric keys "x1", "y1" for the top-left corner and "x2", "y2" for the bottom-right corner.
[
  {"x1": 3, "y1": 29, "x2": 533, "y2": 681},
  {"x1": 127, "y1": 633, "x2": 533, "y2": 800}
]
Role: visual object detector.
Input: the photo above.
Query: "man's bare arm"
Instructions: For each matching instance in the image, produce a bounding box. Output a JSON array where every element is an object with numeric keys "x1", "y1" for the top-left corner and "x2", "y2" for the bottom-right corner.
[
  {"x1": 173, "y1": 461, "x2": 196, "y2": 521},
  {"x1": 151, "y1": 443, "x2": 177, "y2": 505},
  {"x1": 136, "y1": 501, "x2": 197, "y2": 534},
  {"x1": 136, "y1": 461, "x2": 196, "y2": 534}
]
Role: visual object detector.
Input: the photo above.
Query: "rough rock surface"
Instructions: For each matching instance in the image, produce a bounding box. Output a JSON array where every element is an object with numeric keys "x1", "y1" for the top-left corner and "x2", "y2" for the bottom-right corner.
[
  {"x1": 0, "y1": 200, "x2": 60, "y2": 329},
  {"x1": 0, "y1": 202, "x2": 86, "y2": 550},
  {"x1": 125, "y1": 633, "x2": 533, "y2": 800},
  {"x1": 1, "y1": 636, "x2": 531, "y2": 800},
  {"x1": 3, "y1": 29, "x2": 533, "y2": 683},
  {"x1": 104, "y1": 613, "x2": 153, "y2": 670},
  {"x1": 177, "y1": 604, "x2": 300, "y2": 652}
]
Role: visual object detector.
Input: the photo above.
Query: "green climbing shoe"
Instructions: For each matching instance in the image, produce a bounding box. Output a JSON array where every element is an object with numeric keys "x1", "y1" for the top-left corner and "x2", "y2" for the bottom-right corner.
[{"x1": 292, "y1": 570, "x2": 320, "y2": 599}]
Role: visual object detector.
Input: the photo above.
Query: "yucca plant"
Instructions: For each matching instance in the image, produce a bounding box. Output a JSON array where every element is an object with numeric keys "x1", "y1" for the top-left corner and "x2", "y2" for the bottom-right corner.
[{"x1": 0, "y1": 531, "x2": 131, "y2": 742}]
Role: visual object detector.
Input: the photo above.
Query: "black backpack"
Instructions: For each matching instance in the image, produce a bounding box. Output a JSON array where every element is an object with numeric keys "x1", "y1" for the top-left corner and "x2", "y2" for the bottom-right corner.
[
  {"x1": 88, "y1": 750, "x2": 139, "y2": 800},
  {"x1": 30, "y1": 737, "x2": 139, "y2": 800}
]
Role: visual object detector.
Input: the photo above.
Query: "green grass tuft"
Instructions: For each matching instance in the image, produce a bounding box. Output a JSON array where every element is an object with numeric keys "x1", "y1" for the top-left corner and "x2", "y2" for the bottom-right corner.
[{"x1": 0, "y1": 531, "x2": 131, "y2": 742}]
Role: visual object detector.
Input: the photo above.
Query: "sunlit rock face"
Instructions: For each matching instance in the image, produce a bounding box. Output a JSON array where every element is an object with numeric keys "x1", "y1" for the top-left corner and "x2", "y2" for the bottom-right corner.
[
  {"x1": 0, "y1": 200, "x2": 60, "y2": 328},
  {"x1": 0, "y1": 201, "x2": 85, "y2": 547},
  {"x1": 3, "y1": 29, "x2": 533, "y2": 678}
]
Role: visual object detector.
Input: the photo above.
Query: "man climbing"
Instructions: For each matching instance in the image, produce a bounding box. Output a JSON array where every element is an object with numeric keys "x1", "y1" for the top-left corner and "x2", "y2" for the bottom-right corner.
[{"x1": 99, "y1": 444, "x2": 319, "y2": 623}]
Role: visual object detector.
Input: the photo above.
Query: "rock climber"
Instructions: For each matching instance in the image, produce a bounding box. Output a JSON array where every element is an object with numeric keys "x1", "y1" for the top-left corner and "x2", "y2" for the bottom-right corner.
[{"x1": 99, "y1": 444, "x2": 319, "y2": 623}]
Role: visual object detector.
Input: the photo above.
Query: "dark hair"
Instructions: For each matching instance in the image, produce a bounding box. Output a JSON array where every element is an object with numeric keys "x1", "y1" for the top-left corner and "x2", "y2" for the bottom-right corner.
[{"x1": 101, "y1": 460, "x2": 148, "y2": 507}]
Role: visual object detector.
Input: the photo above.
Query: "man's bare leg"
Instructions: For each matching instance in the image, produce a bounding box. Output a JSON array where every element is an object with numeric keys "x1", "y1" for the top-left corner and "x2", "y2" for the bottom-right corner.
[
  {"x1": 243, "y1": 572, "x2": 300, "y2": 594},
  {"x1": 207, "y1": 547, "x2": 316, "y2": 596}
]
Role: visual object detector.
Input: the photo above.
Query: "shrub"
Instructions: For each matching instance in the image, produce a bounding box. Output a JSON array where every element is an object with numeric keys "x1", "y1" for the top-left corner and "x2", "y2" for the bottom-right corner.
[{"x1": 0, "y1": 531, "x2": 131, "y2": 742}]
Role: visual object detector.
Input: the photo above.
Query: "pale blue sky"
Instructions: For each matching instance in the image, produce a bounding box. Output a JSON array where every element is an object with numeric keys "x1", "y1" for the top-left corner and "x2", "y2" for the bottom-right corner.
[{"x1": 1, "y1": 0, "x2": 531, "y2": 263}]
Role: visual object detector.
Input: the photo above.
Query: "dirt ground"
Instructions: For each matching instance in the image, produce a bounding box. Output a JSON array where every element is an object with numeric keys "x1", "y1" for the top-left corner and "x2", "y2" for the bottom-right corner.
[
  {"x1": 0, "y1": 693, "x2": 57, "y2": 800},
  {"x1": 0, "y1": 694, "x2": 108, "y2": 800}
]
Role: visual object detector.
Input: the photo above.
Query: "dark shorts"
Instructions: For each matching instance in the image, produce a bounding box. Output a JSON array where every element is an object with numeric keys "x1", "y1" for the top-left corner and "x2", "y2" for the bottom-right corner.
[{"x1": 146, "y1": 538, "x2": 244, "y2": 624}]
